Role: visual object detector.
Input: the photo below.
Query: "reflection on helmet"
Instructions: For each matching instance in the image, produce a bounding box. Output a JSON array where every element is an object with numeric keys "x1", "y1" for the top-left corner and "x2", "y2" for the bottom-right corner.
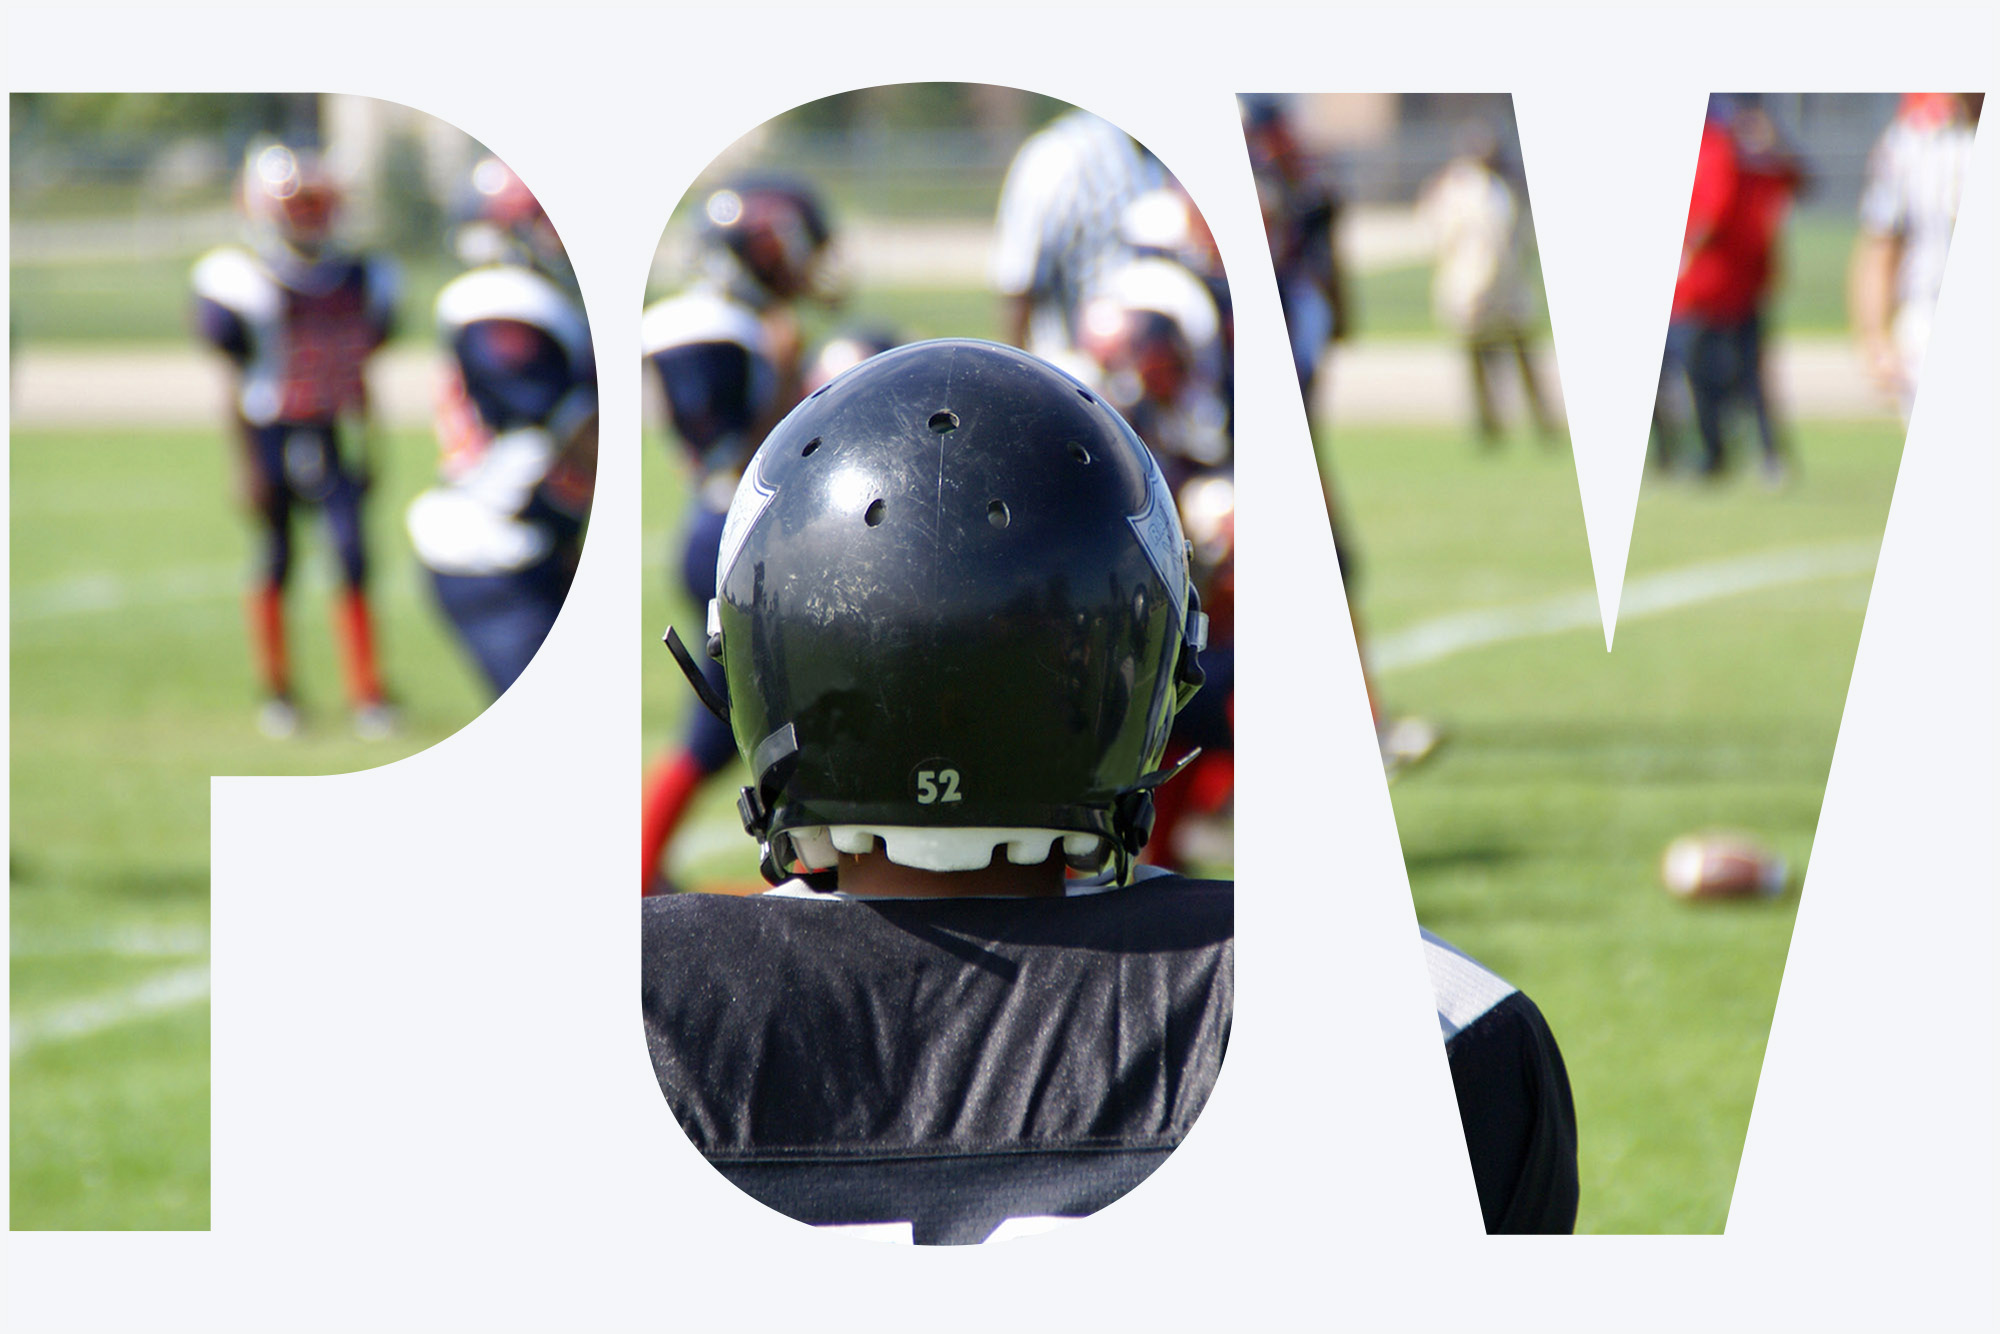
[{"x1": 700, "y1": 339, "x2": 1207, "y2": 885}]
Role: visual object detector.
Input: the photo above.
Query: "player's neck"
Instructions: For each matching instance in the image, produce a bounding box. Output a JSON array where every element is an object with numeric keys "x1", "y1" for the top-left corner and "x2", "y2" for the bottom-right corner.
[{"x1": 835, "y1": 850, "x2": 1065, "y2": 899}]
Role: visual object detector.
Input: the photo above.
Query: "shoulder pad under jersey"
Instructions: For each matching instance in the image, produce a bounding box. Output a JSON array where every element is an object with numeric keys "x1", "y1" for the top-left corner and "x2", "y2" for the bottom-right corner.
[
  {"x1": 437, "y1": 265, "x2": 592, "y2": 374},
  {"x1": 640, "y1": 288, "x2": 770, "y2": 359},
  {"x1": 1421, "y1": 928, "x2": 1519, "y2": 1042},
  {"x1": 191, "y1": 247, "x2": 281, "y2": 321}
]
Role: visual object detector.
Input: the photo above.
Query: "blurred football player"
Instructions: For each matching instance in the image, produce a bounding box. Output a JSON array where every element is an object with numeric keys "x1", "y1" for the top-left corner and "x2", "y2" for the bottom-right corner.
[
  {"x1": 639, "y1": 177, "x2": 837, "y2": 892},
  {"x1": 797, "y1": 325, "x2": 900, "y2": 399},
  {"x1": 1074, "y1": 252, "x2": 1230, "y2": 488},
  {"x1": 1419, "y1": 120, "x2": 1560, "y2": 446},
  {"x1": 1656, "y1": 95, "x2": 1807, "y2": 480},
  {"x1": 1242, "y1": 96, "x2": 1349, "y2": 409},
  {"x1": 645, "y1": 340, "x2": 1575, "y2": 1241},
  {"x1": 991, "y1": 106, "x2": 1162, "y2": 358},
  {"x1": 191, "y1": 142, "x2": 398, "y2": 738},
  {"x1": 1117, "y1": 183, "x2": 1233, "y2": 422},
  {"x1": 1850, "y1": 93, "x2": 1981, "y2": 420},
  {"x1": 406, "y1": 157, "x2": 596, "y2": 697},
  {"x1": 1242, "y1": 98, "x2": 1438, "y2": 778},
  {"x1": 1073, "y1": 243, "x2": 1234, "y2": 870}
]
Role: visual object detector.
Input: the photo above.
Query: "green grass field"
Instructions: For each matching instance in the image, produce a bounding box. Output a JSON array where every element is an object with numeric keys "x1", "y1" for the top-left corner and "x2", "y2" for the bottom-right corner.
[
  {"x1": 1332, "y1": 414, "x2": 1902, "y2": 1232},
  {"x1": 10, "y1": 423, "x2": 491, "y2": 1229}
]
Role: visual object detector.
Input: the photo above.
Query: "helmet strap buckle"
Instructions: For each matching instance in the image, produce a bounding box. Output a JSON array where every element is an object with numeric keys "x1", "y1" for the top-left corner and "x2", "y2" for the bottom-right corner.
[{"x1": 739, "y1": 724, "x2": 802, "y2": 885}]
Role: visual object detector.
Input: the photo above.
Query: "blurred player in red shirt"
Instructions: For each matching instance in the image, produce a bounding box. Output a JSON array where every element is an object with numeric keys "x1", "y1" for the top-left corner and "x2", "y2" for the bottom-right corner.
[{"x1": 1658, "y1": 96, "x2": 1807, "y2": 481}]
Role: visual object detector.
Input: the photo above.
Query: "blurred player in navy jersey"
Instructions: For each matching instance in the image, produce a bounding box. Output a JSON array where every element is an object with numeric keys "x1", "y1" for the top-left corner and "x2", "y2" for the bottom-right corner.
[
  {"x1": 191, "y1": 142, "x2": 398, "y2": 738},
  {"x1": 1242, "y1": 96, "x2": 1349, "y2": 409},
  {"x1": 639, "y1": 178, "x2": 838, "y2": 892},
  {"x1": 1242, "y1": 97, "x2": 1439, "y2": 777},
  {"x1": 407, "y1": 157, "x2": 596, "y2": 697},
  {"x1": 644, "y1": 339, "x2": 1575, "y2": 1241}
]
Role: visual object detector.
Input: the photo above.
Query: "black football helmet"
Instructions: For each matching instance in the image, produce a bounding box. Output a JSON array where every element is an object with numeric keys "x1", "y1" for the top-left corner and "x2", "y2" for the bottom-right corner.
[{"x1": 674, "y1": 339, "x2": 1207, "y2": 885}]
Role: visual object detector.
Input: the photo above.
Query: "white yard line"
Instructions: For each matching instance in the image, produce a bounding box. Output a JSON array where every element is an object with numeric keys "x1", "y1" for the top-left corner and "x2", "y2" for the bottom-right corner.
[
  {"x1": 11, "y1": 558, "x2": 428, "y2": 626},
  {"x1": 11, "y1": 925, "x2": 209, "y2": 958},
  {"x1": 1371, "y1": 539, "x2": 1881, "y2": 673},
  {"x1": 10, "y1": 964, "x2": 211, "y2": 1057},
  {"x1": 9, "y1": 564, "x2": 244, "y2": 623}
]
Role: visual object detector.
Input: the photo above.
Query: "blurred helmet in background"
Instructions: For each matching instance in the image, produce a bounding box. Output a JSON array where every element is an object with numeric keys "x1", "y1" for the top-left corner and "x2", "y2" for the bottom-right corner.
[
  {"x1": 242, "y1": 142, "x2": 340, "y2": 261},
  {"x1": 798, "y1": 327, "x2": 902, "y2": 400},
  {"x1": 454, "y1": 155, "x2": 572, "y2": 284},
  {"x1": 697, "y1": 177, "x2": 841, "y2": 305}
]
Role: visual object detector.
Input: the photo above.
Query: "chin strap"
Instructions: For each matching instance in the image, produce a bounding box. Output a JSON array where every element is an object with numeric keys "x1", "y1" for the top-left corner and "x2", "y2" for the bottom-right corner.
[
  {"x1": 664, "y1": 625, "x2": 730, "y2": 727},
  {"x1": 1109, "y1": 747, "x2": 1204, "y2": 883}
]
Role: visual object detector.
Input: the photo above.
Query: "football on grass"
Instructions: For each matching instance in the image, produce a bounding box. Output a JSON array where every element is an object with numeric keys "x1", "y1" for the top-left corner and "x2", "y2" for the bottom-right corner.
[{"x1": 1660, "y1": 832, "x2": 1789, "y2": 900}]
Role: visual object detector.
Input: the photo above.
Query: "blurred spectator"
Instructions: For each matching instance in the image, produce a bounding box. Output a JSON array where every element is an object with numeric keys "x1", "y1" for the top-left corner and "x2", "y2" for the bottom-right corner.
[
  {"x1": 190, "y1": 142, "x2": 399, "y2": 739},
  {"x1": 1419, "y1": 121, "x2": 1560, "y2": 446},
  {"x1": 992, "y1": 107, "x2": 1161, "y2": 358},
  {"x1": 1850, "y1": 93, "x2": 1982, "y2": 420},
  {"x1": 1655, "y1": 96, "x2": 1808, "y2": 482}
]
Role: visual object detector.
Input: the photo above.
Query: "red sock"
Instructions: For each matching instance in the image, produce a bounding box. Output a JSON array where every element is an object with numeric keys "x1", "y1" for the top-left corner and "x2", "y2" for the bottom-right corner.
[
  {"x1": 247, "y1": 584, "x2": 290, "y2": 697},
  {"x1": 642, "y1": 750, "x2": 705, "y2": 892},
  {"x1": 335, "y1": 588, "x2": 384, "y2": 706}
]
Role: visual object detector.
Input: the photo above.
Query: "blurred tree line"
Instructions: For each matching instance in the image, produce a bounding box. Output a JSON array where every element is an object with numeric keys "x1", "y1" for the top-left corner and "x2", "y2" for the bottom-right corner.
[{"x1": 11, "y1": 92, "x2": 321, "y2": 155}]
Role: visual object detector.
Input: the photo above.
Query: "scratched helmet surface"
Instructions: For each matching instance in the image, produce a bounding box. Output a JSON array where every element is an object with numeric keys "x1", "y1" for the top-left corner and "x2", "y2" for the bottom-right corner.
[{"x1": 709, "y1": 338, "x2": 1206, "y2": 881}]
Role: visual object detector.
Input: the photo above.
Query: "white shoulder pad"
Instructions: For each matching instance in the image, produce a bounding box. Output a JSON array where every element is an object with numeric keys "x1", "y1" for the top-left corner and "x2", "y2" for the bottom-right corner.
[
  {"x1": 640, "y1": 289, "x2": 769, "y2": 358},
  {"x1": 190, "y1": 247, "x2": 280, "y2": 321},
  {"x1": 436, "y1": 265, "x2": 591, "y2": 365},
  {"x1": 1421, "y1": 928, "x2": 1519, "y2": 1042}
]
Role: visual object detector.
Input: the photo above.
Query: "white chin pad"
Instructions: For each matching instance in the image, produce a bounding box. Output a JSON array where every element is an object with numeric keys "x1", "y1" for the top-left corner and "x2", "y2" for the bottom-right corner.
[
  {"x1": 789, "y1": 826, "x2": 839, "y2": 872},
  {"x1": 816, "y1": 826, "x2": 1096, "y2": 873}
]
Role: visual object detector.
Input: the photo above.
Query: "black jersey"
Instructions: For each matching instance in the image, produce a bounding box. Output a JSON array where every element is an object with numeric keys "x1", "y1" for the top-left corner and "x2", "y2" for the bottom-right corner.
[
  {"x1": 1425, "y1": 930, "x2": 1580, "y2": 1233},
  {"x1": 642, "y1": 876, "x2": 1232, "y2": 1245}
]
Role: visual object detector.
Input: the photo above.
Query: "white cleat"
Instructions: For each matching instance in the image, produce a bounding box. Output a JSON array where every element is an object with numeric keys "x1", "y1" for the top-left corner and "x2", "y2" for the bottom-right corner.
[
  {"x1": 353, "y1": 701, "x2": 400, "y2": 741},
  {"x1": 257, "y1": 697, "x2": 301, "y2": 740},
  {"x1": 1379, "y1": 714, "x2": 1444, "y2": 781}
]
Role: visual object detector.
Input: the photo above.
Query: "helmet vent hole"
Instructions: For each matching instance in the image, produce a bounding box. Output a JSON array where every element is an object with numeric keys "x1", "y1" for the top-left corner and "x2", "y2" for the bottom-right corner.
[
  {"x1": 987, "y1": 500, "x2": 1010, "y2": 529},
  {"x1": 1077, "y1": 388, "x2": 1095, "y2": 404},
  {"x1": 801, "y1": 437, "x2": 821, "y2": 457},
  {"x1": 864, "y1": 499, "x2": 886, "y2": 527},
  {"x1": 928, "y1": 410, "x2": 959, "y2": 434},
  {"x1": 1068, "y1": 442, "x2": 1092, "y2": 465}
]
